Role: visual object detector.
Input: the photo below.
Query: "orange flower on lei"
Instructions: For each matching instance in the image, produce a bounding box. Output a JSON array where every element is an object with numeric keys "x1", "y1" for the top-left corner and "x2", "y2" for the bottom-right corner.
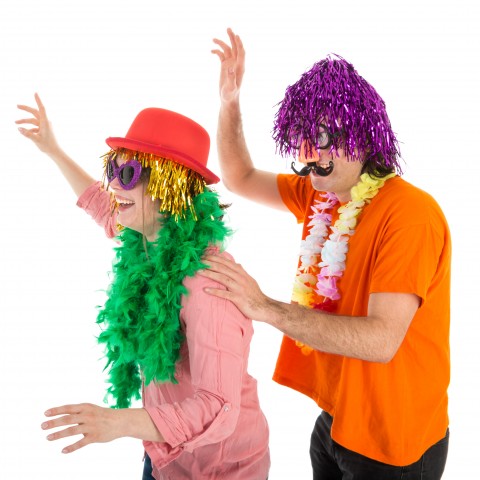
[{"x1": 292, "y1": 173, "x2": 396, "y2": 354}]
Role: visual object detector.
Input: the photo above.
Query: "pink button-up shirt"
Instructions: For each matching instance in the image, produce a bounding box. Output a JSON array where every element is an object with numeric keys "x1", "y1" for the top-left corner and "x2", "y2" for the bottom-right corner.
[{"x1": 77, "y1": 183, "x2": 270, "y2": 479}]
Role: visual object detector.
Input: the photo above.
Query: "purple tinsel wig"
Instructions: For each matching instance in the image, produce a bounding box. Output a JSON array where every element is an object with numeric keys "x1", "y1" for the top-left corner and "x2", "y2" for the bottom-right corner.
[{"x1": 273, "y1": 55, "x2": 402, "y2": 175}]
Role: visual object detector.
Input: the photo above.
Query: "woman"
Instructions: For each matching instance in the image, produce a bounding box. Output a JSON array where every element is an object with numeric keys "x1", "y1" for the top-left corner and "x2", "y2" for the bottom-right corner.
[{"x1": 16, "y1": 94, "x2": 270, "y2": 479}]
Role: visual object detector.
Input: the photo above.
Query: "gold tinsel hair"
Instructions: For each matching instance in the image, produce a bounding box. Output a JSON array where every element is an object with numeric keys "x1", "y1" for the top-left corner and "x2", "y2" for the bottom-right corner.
[{"x1": 102, "y1": 148, "x2": 206, "y2": 220}]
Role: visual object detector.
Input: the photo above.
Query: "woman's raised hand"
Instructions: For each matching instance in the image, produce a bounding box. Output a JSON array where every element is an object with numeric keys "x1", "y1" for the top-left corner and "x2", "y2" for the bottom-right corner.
[
  {"x1": 16, "y1": 93, "x2": 96, "y2": 198},
  {"x1": 16, "y1": 93, "x2": 61, "y2": 156}
]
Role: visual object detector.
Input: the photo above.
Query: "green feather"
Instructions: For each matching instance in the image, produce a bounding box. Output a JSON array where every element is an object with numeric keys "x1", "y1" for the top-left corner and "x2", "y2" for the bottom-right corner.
[{"x1": 97, "y1": 189, "x2": 231, "y2": 408}]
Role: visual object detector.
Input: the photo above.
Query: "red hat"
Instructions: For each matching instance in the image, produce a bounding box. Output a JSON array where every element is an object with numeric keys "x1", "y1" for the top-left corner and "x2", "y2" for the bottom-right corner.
[{"x1": 106, "y1": 108, "x2": 219, "y2": 184}]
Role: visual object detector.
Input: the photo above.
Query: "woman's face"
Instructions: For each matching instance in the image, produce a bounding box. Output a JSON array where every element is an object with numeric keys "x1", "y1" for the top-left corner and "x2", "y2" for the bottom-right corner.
[{"x1": 108, "y1": 151, "x2": 162, "y2": 241}]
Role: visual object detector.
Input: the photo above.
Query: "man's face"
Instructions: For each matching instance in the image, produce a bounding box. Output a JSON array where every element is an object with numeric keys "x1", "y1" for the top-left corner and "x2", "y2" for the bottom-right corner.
[{"x1": 297, "y1": 140, "x2": 363, "y2": 203}]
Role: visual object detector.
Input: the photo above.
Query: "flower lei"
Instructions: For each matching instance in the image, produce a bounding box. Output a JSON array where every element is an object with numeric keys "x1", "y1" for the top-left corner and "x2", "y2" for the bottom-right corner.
[
  {"x1": 292, "y1": 172, "x2": 396, "y2": 354},
  {"x1": 96, "y1": 189, "x2": 231, "y2": 408}
]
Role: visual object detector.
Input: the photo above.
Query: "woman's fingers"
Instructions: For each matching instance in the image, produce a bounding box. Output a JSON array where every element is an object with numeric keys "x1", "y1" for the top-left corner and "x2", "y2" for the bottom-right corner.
[
  {"x1": 16, "y1": 104, "x2": 40, "y2": 117},
  {"x1": 15, "y1": 117, "x2": 40, "y2": 126}
]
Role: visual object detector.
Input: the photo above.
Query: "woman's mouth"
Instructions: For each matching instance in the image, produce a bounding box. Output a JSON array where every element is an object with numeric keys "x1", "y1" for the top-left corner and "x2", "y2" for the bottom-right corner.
[{"x1": 115, "y1": 196, "x2": 135, "y2": 212}]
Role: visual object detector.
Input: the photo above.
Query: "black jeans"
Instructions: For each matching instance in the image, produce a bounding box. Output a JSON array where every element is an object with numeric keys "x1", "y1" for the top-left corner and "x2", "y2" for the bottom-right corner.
[
  {"x1": 141, "y1": 453, "x2": 269, "y2": 479},
  {"x1": 142, "y1": 454, "x2": 155, "y2": 480},
  {"x1": 310, "y1": 411, "x2": 449, "y2": 480}
]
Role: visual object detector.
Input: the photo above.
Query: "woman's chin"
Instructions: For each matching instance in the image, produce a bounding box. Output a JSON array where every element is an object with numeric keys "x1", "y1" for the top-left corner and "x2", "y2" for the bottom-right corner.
[{"x1": 117, "y1": 211, "x2": 135, "y2": 230}]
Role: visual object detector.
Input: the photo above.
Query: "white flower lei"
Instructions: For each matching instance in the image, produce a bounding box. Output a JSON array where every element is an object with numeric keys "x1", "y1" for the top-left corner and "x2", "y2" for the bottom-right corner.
[{"x1": 292, "y1": 172, "x2": 395, "y2": 354}]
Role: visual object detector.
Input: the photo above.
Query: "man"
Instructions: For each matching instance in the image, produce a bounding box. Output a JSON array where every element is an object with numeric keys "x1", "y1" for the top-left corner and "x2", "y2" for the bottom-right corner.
[{"x1": 201, "y1": 28, "x2": 451, "y2": 479}]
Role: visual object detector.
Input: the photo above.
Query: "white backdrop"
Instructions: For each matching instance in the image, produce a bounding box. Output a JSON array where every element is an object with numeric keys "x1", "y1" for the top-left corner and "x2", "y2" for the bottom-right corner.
[{"x1": 1, "y1": 1, "x2": 479, "y2": 478}]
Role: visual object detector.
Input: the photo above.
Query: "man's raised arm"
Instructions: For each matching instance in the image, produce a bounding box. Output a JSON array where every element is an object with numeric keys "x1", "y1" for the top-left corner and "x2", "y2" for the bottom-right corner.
[{"x1": 212, "y1": 28, "x2": 287, "y2": 211}]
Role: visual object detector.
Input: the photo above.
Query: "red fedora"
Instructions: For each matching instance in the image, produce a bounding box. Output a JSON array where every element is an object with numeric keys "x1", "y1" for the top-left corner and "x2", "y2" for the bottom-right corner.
[{"x1": 106, "y1": 108, "x2": 219, "y2": 184}]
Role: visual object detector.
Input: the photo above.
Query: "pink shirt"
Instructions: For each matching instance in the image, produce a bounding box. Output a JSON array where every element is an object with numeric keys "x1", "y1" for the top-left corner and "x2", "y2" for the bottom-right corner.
[{"x1": 77, "y1": 183, "x2": 270, "y2": 479}]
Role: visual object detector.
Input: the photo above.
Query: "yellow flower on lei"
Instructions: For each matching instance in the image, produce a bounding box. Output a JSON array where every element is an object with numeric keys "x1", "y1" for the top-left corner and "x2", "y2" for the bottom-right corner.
[{"x1": 293, "y1": 172, "x2": 395, "y2": 355}]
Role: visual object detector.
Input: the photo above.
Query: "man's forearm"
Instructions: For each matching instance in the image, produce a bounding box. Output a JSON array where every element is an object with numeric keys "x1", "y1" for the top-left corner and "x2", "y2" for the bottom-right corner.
[
  {"x1": 217, "y1": 100, "x2": 255, "y2": 192},
  {"x1": 259, "y1": 298, "x2": 397, "y2": 363}
]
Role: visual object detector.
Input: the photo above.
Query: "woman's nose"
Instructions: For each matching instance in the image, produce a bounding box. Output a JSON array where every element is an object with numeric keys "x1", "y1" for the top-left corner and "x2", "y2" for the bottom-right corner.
[{"x1": 108, "y1": 175, "x2": 121, "y2": 190}]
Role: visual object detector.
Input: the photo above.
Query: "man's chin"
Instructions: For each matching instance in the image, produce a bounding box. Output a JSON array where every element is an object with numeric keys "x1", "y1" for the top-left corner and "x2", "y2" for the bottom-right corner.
[{"x1": 309, "y1": 174, "x2": 335, "y2": 192}]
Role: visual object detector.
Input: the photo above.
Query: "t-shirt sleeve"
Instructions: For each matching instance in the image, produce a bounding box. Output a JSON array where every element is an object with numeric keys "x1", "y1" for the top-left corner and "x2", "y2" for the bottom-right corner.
[
  {"x1": 76, "y1": 181, "x2": 119, "y2": 238},
  {"x1": 277, "y1": 173, "x2": 312, "y2": 223},
  {"x1": 143, "y1": 258, "x2": 250, "y2": 467},
  {"x1": 370, "y1": 206, "x2": 448, "y2": 304}
]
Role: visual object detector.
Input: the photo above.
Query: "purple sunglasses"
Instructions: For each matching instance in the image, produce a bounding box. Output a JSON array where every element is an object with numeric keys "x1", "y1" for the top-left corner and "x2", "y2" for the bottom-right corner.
[{"x1": 106, "y1": 157, "x2": 143, "y2": 190}]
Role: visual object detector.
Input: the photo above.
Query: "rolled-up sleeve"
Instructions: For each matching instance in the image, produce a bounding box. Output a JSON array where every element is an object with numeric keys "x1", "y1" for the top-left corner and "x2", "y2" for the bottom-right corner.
[
  {"x1": 143, "y1": 267, "x2": 250, "y2": 467},
  {"x1": 76, "y1": 181, "x2": 119, "y2": 238}
]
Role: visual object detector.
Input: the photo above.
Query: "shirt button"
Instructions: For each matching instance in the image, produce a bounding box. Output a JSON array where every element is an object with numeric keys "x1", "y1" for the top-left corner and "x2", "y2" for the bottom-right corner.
[{"x1": 224, "y1": 406, "x2": 229, "y2": 412}]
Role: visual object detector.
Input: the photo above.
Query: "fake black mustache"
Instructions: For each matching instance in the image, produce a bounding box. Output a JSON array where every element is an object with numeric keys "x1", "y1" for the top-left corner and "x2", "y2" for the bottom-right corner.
[{"x1": 291, "y1": 161, "x2": 334, "y2": 177}]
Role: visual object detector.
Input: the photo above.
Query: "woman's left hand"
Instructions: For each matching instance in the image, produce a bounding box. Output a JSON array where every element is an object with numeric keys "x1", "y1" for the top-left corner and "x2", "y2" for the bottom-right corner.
[{"x1": 41, "y1": 403, "x2": 128, "y2": 453}]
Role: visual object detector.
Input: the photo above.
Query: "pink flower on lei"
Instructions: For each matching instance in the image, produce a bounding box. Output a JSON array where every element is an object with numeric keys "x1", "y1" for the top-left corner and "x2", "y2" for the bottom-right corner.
[
  {"x1": 315, "y1": 275, "x2": 341, "y2": 301},
  {"x1": 292, "y1": 173, "x2": 396, "y2": 355}
]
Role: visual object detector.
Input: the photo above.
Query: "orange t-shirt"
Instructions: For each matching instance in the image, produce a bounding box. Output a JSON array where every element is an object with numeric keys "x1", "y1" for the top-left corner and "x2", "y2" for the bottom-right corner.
[{"x1": 273, "y1": 174, "x2": 451, "y2": 466}]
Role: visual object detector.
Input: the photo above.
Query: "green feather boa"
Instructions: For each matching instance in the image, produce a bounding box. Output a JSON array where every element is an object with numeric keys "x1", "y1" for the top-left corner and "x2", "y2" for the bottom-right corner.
[{"x1": 96, "y1": 189, "x2": 231, "y2": 408}]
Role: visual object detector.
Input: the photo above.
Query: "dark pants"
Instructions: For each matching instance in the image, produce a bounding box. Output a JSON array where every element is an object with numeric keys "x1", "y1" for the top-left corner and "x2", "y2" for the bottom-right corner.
[
  {"x1": 142, "y1": 453, "x2": 269, "y2": 479},
  {"x1": 310, "y1": 411, "x2": 449, "y2": 480},
  {"x1": 142, "y1": 454, "x2": 155, "y2": 480}
]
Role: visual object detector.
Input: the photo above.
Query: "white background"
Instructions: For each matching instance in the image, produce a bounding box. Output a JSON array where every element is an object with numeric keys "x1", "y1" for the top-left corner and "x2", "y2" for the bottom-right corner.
[{"x1": 1, "y1": 0, "x2": 479, "y2": 478}]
